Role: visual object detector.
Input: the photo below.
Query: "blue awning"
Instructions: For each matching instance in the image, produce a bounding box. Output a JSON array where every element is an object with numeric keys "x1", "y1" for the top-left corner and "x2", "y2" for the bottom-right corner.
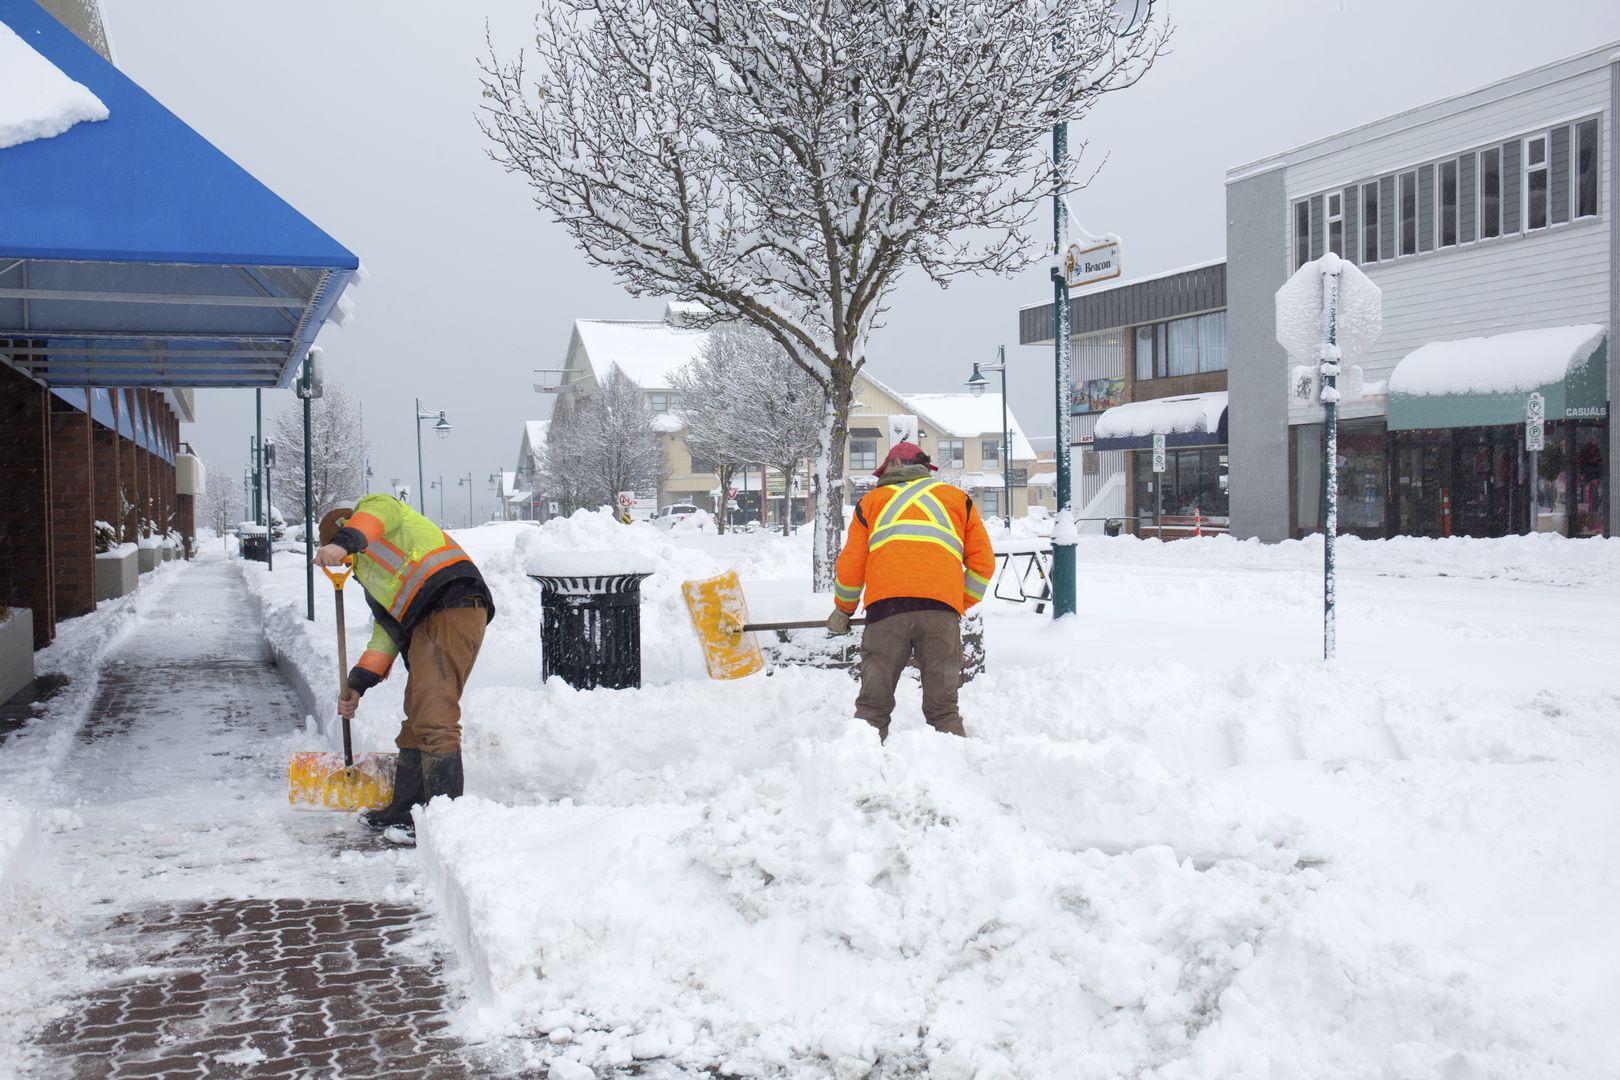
[{"x1": 0, "y1": 0, "x2": 358, "y2": 389}]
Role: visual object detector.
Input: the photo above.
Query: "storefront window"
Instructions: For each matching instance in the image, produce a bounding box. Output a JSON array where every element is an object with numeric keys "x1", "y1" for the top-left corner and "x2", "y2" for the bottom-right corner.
[
  {"x1": 1134, "y1": 447, "x2": 1228, "y2": 525},
  {"x1": 1338, "y1": 421, "x2": 1387, "y2": 533},
  {"x1": 1572, "y1": 425, "x2": 1606, "y2": 537}
]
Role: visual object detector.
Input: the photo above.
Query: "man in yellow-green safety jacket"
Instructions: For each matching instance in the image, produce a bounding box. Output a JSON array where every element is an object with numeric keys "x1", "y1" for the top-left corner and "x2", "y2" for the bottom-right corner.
[{"x1": 313, "y1": 492, "x2": 495, "y2": 832}]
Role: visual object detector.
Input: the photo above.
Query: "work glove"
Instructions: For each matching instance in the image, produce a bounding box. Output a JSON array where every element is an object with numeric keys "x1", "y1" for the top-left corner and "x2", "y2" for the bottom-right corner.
[{"x1": 826, "y1": 609, "x2": 852, "y2": 636}]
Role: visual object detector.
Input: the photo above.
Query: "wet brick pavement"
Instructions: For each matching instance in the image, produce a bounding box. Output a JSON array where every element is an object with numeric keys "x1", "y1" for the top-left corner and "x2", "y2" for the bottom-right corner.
[{"x1": 20, "y1": 563, "x2": 527, "y2": 1079}]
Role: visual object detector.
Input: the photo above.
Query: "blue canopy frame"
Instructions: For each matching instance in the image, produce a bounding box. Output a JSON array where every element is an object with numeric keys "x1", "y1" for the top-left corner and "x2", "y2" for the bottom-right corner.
[{"x1": 0, "y1": 0, "x2": 358, "y2": 389}]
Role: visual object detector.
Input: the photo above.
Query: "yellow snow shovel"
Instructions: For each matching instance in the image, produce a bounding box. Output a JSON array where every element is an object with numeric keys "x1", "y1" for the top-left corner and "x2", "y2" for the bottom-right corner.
[
  {"x1": 288, "y1": 558, "x2": 396, "y2": 810},
  {"x1": 682, "y1": 571, "x2": 864, "y2": 680}
]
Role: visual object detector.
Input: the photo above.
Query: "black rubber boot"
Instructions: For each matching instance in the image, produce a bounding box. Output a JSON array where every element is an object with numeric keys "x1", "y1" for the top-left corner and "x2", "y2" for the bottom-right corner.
[
  {"x1": 422, "y1": 751, "x2": 464, "y2": 803},
  {"x1": 361, "y1": 748, "x2": 423, "y2": 831}
]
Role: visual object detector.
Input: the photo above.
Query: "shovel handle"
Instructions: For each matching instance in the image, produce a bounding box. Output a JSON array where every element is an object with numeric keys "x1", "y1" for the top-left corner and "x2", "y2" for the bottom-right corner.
[
  {"x1": 731, "y1": 618, "x2": 867, "y2": 634},
  {"x1": 326, "y1": 557, "x2": 355, "y2": 769}
]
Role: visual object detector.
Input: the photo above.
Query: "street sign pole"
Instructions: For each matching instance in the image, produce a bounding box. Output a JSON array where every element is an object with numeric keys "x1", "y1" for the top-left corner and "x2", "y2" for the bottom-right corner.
[
  {"x1": 1526, "y1": 392, "x2": 1546, "y2": 530},
  {"x1": 1152, "y1": 433, "x2": 1166, "y2": 538},
  {"x1": 1319, "y1": 268, "x2": 1341, "y2": 661}
]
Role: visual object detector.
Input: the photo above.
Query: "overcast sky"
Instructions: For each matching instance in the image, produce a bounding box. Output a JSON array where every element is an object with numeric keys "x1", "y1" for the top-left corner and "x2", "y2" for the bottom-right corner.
[{"x1": 102, "y1": 0, "x2": 1620, "y2": 523}]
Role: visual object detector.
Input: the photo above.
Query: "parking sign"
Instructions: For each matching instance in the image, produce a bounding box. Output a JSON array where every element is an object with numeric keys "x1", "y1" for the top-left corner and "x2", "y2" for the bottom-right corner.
[{"x1": 1152, "y1": 433, "x2": 1166, "y2": 474}]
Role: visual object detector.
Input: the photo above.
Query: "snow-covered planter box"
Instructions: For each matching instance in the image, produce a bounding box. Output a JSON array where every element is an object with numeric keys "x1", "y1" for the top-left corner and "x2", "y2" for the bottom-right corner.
[
  {"x1": 0, "y1": 607, "x2": 33, "y2": 704},
  {"x1": 137, "y1": 538, "x2": 162, "y2": 574},
  {"x1": 96, "y1": 544, "x2": 138, "y2": 601}
]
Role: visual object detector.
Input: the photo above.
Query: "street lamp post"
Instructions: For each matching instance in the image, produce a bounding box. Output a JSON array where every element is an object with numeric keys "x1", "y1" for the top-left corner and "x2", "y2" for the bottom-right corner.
[
  {"x1": 414, "y1": 397, "x2": 452, "y2": 516},
  {"x1": 457, "y1": 472, "x2": 475, "y2": 527},
  {"x1": 430, "y1": 476, "x2": 445, "y2": 523},
  {"x1": 262, "y1": 440, "x2": 276, "y2": 572},
  {"x1": 965, "y1": 346, "x2": 1014, "y2": 530}
]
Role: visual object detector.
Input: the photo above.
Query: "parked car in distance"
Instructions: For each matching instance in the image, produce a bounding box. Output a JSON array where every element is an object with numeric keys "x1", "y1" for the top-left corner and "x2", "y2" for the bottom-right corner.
[{"x1": 654, "y1": 503, "x2": 700, "y2": 529}]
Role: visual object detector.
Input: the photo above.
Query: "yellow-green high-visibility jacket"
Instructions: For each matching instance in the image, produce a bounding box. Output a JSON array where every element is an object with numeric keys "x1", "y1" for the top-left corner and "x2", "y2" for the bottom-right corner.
[{"x1": 330, "y1": 494, "x2": 494, "y2": 687}]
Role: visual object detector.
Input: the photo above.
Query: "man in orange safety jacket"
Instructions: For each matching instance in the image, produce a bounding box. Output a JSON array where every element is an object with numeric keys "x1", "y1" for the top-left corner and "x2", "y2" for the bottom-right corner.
[{"x1": 827, "y1": 441, "x2": 995, "y2": 743}]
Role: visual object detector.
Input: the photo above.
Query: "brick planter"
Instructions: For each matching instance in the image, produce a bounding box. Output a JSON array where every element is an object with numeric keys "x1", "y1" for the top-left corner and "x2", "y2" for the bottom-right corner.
[
  {"x1": 96, "y1": 548, "x2": 138, "y2": 601},
  {"x1": 0, "y1": 607, "x2": 34, "y2": 704}
]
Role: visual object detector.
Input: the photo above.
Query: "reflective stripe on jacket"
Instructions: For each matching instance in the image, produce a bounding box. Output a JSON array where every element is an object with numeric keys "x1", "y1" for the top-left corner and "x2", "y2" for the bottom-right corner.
[
  {"x1": 834, "y1": 471, "x2": 995, "y2": 616},
  {"x1": 341, "y1": 493, "x2": 480, "y2": 679}
]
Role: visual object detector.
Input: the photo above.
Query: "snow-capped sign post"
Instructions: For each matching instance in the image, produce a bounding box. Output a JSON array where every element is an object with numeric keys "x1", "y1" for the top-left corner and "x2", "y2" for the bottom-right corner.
[{"x1": 1276, "y1": 253, "x2": 1382, "y2": 660}]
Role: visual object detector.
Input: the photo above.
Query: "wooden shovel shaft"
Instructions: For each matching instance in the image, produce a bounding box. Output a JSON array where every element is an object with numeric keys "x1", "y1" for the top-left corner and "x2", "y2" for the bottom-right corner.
[
  {"x1": 737, "y1": 618, "x2": 867, "y2": 633},
  {"x1": 333, "y1": 580, "x2": 353, "y2": 768}
]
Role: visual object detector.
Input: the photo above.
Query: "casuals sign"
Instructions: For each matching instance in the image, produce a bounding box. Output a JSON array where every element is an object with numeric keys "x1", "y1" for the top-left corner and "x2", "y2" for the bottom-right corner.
[
  {"x1": 1063, "y1": 239, "x2": 1123, "y2": 290},
  {"x1": 1152, "y1": 433, "x2": 1166, "y2": 474}
]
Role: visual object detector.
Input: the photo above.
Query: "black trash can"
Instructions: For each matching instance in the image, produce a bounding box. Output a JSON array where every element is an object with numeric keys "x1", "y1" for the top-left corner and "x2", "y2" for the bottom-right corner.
[
  {"x1": 240, "y1": 532, "x2": 270, "y2": 563},
  {"x1": 529, "y1": 554, "x2": 654, "y2": 690},
  {"x1": 1104, "y1": 519, "x2": 1122, "y2": 537}
]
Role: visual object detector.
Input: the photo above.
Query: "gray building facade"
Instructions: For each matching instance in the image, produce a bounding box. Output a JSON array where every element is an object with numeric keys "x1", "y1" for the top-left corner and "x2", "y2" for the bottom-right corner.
[{"x1": 1225, "y1": 42, "x2": 1618, "y2": 541}]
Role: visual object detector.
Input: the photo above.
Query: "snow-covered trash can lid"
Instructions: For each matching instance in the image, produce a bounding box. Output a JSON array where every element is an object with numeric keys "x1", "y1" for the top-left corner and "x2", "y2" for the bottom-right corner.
[{"x1": 527, "y1": 550, "x2": 656, "y2": 592}]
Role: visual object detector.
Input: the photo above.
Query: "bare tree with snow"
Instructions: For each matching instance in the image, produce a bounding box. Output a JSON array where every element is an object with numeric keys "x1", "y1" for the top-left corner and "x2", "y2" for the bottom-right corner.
[
  {"x1": 545, "y1": 368, "x2": 667, "y2": 513},
  {"x1": 199, "y1": 463, "x2": 243, "y2": 538},
  {"x1": 268, "y1": 382, "x2": 368, "y2": 527},
  {"x1": 479, "y1": 0, "x2": 1166, "y2": 586},
  {"x1": 673, "y1": 324, "x2": 824, "y2": 536}
]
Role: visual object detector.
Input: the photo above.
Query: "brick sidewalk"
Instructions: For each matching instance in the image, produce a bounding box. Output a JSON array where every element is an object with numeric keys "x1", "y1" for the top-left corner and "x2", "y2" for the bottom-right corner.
[{"x1": 19, "y1": 562, "x2": 524, "y2": 1079}]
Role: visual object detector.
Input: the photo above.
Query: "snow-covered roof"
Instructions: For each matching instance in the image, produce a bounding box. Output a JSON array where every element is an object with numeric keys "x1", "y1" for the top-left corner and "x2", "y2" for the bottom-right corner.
[
  {"x1": 651, "y1": 411, "x2": 685, "y2": 433},
  {"x1": 897, "y1": 392, "x2": 1037, "y2": 461},
  {"x1": 1026, "y1": 471, "x2": 1057, "y2": 488},
  {"x1": 523, "y1": 420, "x2": 549, "y2": 454},
  {"x1": 572, "y1": 316, "x2": 710, "y2": 390},
  {"x1": 663, "y1": 300, "x2": 711, "y2": 325},
  {"x1": 508, "y1": 489, "x2": 531, "y2": 503},
  {"x1": 0, "y1": 16, "x2": 108, "y2": 150},
  {"x1": 500, "y1": 470, "x2": 517, "y2": 496},
  {"x1": 1094, "y1": 392, "x2": 1229, "y2": 440},
  {"x1": 1387, "y1": 324, "x2": 1606, "y2": 397}
]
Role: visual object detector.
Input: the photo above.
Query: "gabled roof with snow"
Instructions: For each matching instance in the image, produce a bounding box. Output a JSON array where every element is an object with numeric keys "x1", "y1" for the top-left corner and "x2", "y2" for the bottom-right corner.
[
  {"x1": 570, "y1": 315, "x2": 711, "y2": 391},
  {"x1": 887, "y1": 388, "x2": 1036, "y2": 461},
  {"x1": 500, "y1": 470, "x2": 516, "y2": 496},
  {"x1": 521, "y1": 420, "x2": 548, "y2": 459}
]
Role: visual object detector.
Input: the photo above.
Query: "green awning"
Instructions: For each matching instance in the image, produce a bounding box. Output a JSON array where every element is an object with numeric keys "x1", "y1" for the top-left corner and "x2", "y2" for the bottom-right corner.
[{"x1": 1386, "y1": 325, "x2": 1608, "y2": 431}]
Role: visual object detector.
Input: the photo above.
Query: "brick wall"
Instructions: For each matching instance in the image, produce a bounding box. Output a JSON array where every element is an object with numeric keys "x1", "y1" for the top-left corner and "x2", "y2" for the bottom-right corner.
[
  {"x1": 49, "y1": 402, "x2": 95, "y2": 619},
  {"x1": 0, "y1": 363, "x2": 56, "y2": 648},
  {"x1": 93, "y1": 424, "x2": 122, "y2": 539}
]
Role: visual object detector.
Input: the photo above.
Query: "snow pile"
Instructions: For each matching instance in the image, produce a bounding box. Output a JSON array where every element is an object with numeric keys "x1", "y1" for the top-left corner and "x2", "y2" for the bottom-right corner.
[
  {"x1": 0, "y1": 798, "x2": 38, "y2": 890},
  {"x1": 422, "y1": 733, "x2": 1332, "y2": 1078},
  {"x1": 0, "y1": 18, "x2": 108, "y2": 150},
  {"x1": 1388, "y1": 324, "x2": 1606, "y2": 397}
]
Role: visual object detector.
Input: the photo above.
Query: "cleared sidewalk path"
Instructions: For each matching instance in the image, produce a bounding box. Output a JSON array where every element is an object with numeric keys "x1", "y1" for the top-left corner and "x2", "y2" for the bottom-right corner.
[{"x1": 14, "y1": 559, "x2": 509, "y2": 1078}]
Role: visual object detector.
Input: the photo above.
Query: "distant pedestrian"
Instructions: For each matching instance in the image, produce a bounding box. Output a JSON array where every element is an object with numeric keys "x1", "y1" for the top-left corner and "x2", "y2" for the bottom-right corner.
[
  {"x1": 827, "y1": 442, "x2": 995, "y2": 743},
  {"x1": 312, "y1": 492, "x2": 494, "y2": 833}
]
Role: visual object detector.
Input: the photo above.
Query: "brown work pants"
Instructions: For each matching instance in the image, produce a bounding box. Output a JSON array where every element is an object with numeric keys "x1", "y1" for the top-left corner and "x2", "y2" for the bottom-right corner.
[
  {"x1": 398, "y1": 606, "x2": 487, "y2": 755},
  {"x1": 854, "y1": 610, "x2": 966, "y2": 738}
]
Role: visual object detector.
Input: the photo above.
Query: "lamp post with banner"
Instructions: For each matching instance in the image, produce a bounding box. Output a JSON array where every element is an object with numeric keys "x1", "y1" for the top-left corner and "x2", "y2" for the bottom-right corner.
[{"x1": 295, "y1": 348, "x2": 325, "y2": 621}]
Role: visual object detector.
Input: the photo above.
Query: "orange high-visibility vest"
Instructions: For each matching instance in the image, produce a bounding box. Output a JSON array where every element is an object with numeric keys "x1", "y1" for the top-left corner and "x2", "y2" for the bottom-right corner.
[{"x1": 834, "y1": 477, "x2": 995, "y2": 615}]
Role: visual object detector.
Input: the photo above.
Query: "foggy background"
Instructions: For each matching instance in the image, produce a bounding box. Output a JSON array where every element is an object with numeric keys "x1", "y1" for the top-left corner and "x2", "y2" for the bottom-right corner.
[{"x1": 101, "y1": 0, "x2": 1620, "y2": 523}]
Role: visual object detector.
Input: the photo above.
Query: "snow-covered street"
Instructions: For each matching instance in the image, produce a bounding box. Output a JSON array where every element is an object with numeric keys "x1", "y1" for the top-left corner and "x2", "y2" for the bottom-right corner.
[{"x1": 11, "y1": 518, "x2": 1581, "y2": 1078}]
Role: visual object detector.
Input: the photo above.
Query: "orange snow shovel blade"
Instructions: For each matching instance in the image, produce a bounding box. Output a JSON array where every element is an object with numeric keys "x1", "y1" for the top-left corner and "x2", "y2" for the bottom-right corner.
[
  {"x1": 288, "y1": 557, "x2": 396, "y2": 810},
  {"x1": 288, "y1": 751, "x2": 395, "y2": 811},
  {"x1": 682, "y1": 571, "x2": 764, "y2": 680}
]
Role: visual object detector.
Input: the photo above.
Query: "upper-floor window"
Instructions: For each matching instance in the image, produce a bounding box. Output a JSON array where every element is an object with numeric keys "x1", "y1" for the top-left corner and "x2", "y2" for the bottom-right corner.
[
  {"x1": 1326, "y1": 191, "x2": 1344, "y2": 257},
  {"x1": 1525, "y1": 134, "x2": 1550, "y2": 231},
  {"x1": 1398, "y1": 171, "x2": 1418, "y2": 256},
  {"x1": 648, "y1": 391, "x2": 682, "y2": 413},
  {"x1": 1294, "y1": 200, "x2": 1311, "y2": 270},
  {"x1": 1438, "y1": 159, "x2": 1459, "y2": 247},
  {"x1": 1360, "y1": 181, "x2": 1380, "y2": 262},
  {"x1": 849, "y1": 438, "x2": 877, "y2": 471},
  {"x1": 1479, "y1": 147, "x2": 1502, "y2": 239},
  {"x1": 981, "y1": 438, "x2": 1001, "y2": 467},
  {"x1": 1134, "y1": 311, "x2": 1226, "y2": 380},
  {"x1": 937, "y1": 440, "x2": 966, "y2": 470},
  {"x1": 1576, "y1": 119, "x2": 1599, "y2": 219}
]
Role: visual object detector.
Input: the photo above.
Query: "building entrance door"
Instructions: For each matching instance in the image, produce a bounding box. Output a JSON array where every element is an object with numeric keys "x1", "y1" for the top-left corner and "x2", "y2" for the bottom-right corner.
[
  {"x1": 1394, "y1": 436, "x2": 1448, "y2": 537},
  {"x1": 1448, "y1": 427, "x2": 1520, "y2": 537}
]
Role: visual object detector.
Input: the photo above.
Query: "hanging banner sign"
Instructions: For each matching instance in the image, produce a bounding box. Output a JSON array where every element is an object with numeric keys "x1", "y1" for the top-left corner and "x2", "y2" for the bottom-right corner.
[{"x1": 1064, "y1": 238, "x2": 1123, "y2": 289}]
